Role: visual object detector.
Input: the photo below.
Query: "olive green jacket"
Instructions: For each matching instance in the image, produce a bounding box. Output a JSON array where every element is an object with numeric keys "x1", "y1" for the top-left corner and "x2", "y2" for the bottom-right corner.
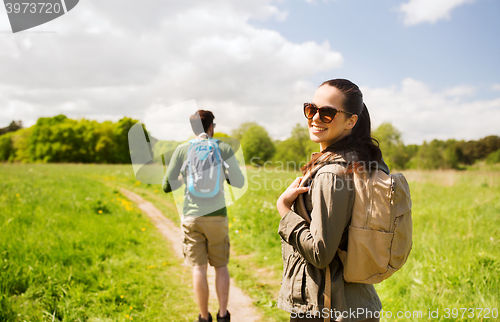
[{"x1": 278, "y1": 152, "x2": 388, "y2": 321}]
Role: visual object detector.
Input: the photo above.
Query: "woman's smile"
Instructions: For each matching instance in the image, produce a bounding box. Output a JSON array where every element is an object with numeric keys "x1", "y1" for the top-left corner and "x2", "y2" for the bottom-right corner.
[{"x1": 310, "y1": 124, "x2": 327, "y2": 133}]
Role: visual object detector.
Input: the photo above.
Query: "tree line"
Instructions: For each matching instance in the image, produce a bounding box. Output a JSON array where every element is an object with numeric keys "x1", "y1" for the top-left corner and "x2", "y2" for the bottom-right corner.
[
  {"x1": 1, "y1": 115, "x2": 499, "y2": 169},
  {"x1": 232, "y1": 122, "x2": 500, "y2": 170},
  {"x1": 0, "y1": 115, "x2": 136, "y2": 163}
]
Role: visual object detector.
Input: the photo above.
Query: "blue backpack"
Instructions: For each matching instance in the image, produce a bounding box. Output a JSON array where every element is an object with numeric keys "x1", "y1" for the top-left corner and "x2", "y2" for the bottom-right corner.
[{"x1": 181, "y1": 134, "x2": 228, "y2": 198}]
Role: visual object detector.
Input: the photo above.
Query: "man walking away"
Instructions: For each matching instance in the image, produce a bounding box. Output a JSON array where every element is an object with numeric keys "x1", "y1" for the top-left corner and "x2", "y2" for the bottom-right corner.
[{"x1": 163, "y1": 110, "x2": 245, "y2": 322}]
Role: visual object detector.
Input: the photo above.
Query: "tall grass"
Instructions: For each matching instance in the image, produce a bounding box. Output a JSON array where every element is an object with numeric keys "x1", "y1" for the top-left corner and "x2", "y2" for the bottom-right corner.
[
  {"x1": 2, "y1": 164, "x2": 498, "y2": 321},
  {"x1": 225, "y1": 167, "x2": 500, "y2": 321},
  {"x1": 377, "y1": 170, "x2": 500, "y2": 321},
  {"x1": 93, "y1": 164, "x2": 500, "y2": 321},
  {"x1": 0, "y1": 164, "x2": 196, "y2": 321}
]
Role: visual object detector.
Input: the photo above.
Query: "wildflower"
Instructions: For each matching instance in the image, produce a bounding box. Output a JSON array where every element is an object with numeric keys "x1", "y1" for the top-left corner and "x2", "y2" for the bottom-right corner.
[
  {"x1": 162, "y1": 262, "x2": 167, "y2": 266},
  {"x1": 141, "y1": 228, "x2": 146, "y2": 232},
  {"x1": 16, "y1": 194, "x2": 20, "y2": 198},
  {"x1": 228, "y1": 223, "x2": 232, "y2": 228},
  {"x1": 121, "y1": 295, "x2": 124, "y2": 298},
  {"x1": 98, "y1": 210, "x2": 103, "y2": 214},
  {"x1": 130, "y1": 306, "x2": 133, "y2": 310},
  {"x1": 126, "y1": 314, "x2": 129, "y2": 318}
]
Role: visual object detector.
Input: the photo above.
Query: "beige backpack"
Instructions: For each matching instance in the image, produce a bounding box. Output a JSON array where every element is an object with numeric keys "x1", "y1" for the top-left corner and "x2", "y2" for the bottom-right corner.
[
  {"x1": 296, "y1": 155, "x2": 413, "y2": 283},
  {"x1": 338, "y1": 169, "x2": 413, "y2": 283}
]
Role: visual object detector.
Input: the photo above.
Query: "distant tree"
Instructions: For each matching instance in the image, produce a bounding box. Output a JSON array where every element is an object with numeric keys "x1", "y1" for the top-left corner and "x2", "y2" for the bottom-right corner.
[
  {"x1": 23, "y1": 115, "x2": 139, "y2": 163},
  {"x1": 214, "y1": 132, "x2": 229, "y2": 138},
  {"x1": 0, "y1": 132, "x2": 14, "y2": 161},
  {"x1": 28, "y1": 115, "x2": 69, "y2": 162},
  {"x1": 0, "y1": 120, "x2": 22, "y2": 136},
  {"x1": 153, "y1": 140, "x2": 182, "y2": 166},
  {"x1": 442, "y1": 139, "x2": 460, "y2": 169},
  {"x1": 413, "y1": 139, "x2": 454, "y2": 169},
  {"x1": 486, "y1": 149, "x2": 500, "y2": 164},
  {"x1": 238, "y1": 124, "x2": 275, "y2": 166},
  {"x1": 94, "y1": 121, "x2": 116, "y2": 163},
  {"x1": 459, "y1": 136, "x2": 500, "y2": 165},
  {"x1": 414, "y1": 141, "x2": 434, "y2": 169},
  {"x1": 231, "y1": 122, "x2": 259, "y2": 141},
  {"x1": 112, "y1": 117, "x2": 137, "y2": 164},
  {"x1": 10, "y1": 127, "x2": 34, "y2": 162},
  {"x1": 373, "y1": 123, "x2": 408, "y2": 169},
  {"x1": 479, "y1": 136, "x2": 500, "y2": 159},
  {"x1": 213, "y1": 132, "x2": 241, "y2": 163},
  {"x1": 274, "y1": 124, "x2": 317, "y2": 166}
]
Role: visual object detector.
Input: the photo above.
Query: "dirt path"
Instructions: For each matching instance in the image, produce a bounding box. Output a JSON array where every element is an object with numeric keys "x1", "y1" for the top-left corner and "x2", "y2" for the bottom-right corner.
[{"x1": 120, "y1": 188, "x2": 261, "y2": 322}]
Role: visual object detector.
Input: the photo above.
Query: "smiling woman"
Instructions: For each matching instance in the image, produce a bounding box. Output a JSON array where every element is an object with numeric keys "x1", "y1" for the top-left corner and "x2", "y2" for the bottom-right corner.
[{"x1": 276, "y1": 79, "x2": 387, "y2": 322}]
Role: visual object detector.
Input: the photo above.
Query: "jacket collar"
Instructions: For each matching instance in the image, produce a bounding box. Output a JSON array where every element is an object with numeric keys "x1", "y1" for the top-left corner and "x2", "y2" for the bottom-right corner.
[
  {"x1": 310, "y1": 151, "x2": 356, "y2": 164},
  {"x1": 311, "y1": 151, "x2": 390, "y2": 174}
]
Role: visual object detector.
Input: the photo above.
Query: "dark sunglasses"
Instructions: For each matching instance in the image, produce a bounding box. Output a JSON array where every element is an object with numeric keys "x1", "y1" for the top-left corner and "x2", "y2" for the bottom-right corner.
[{"x1": 303, "y1": 103, "x2": 355, "y2": 123}]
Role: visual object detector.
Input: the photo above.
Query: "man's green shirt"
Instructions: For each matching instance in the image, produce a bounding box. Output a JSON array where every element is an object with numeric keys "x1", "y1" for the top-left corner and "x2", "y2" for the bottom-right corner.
[{"x1": 162, "y1": 140, "x2": 245, "y2": 217}]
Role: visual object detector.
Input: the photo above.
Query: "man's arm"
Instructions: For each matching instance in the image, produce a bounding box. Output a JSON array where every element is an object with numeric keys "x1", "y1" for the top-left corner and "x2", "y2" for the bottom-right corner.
[
  {"x1": 220, "y1": 142, "x2": 245, "y2": 189},
  {"x1": 162, "y1": 145, "x2": 186, "y2": 193}
]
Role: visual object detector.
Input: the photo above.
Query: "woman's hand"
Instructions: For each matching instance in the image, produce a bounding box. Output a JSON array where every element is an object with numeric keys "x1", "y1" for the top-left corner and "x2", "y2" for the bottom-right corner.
[{"x1": 277, "y1": 177, "x2": 309, "y2": 218}]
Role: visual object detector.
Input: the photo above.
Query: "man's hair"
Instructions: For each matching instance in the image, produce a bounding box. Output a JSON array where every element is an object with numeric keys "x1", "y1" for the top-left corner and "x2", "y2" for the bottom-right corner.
[{"x1": 190, "y1": 110, "x2": 215, "y2": 135}]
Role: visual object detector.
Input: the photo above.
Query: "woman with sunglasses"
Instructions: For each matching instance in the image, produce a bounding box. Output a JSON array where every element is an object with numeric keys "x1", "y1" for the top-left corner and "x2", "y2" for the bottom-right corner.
[{"x1": 276, "y1": 79, "x2": 388, "y2": 322}]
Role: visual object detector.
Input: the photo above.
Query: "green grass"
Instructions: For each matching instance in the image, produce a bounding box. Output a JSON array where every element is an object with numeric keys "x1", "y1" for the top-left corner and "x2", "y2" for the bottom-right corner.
[
  {"x1": 376, "y1": 170, "x2": 500, "y2": 321},
  {"x1": 2, "y1": 163, "x2": 499, "y2": 321},
  {"x1": 90, "y1": 164, "x2": 500, "y2": 321},
  {"x1": 0, "y1": 164, "x2": 196, "y2": 321}
]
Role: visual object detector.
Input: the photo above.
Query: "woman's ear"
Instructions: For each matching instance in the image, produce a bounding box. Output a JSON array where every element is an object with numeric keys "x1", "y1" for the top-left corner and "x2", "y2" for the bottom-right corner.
[{"x1": 346, "y1": 115, "x2": 358, "y2": 130}]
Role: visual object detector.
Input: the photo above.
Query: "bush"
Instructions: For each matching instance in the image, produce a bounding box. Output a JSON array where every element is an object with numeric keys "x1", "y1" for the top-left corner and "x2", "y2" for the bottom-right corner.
[
  {"x1": 239, "y1": 124, "x2": 275, "y2": 166},
  {"x1": 486, "y1": 149, "x2": 500, "y2": 164},
  {"x1": 0, "y1": 132, "x2": 14, "y2": 161}
]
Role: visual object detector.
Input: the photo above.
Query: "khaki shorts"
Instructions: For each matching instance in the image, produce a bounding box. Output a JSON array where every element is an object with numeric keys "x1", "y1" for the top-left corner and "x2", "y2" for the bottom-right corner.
[{"x1": 181, "y1": 215, "x2": 229, "y2": 268}]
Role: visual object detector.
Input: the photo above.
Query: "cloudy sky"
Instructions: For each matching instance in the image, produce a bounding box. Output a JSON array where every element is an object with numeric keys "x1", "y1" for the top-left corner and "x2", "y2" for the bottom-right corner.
[{"x1": 0, "y1": 0, "x2": 499, "y2": 144}]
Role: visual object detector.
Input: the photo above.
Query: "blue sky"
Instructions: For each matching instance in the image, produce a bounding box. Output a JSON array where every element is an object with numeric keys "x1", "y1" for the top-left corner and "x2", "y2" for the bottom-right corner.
[
  {"x1": 252, "y1": 0, "x2": 500, "y2": 91},
  {"x1": 0, "y1": 0, "x2": 499, "y2": 144}
]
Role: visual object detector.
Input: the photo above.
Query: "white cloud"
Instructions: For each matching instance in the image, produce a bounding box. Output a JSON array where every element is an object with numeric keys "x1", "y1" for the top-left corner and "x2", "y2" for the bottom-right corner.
[
  {"x1": 362, "y1": 78, "x2": 500, "y2": 144},
  {"x1": 303, "y1": 0, "x2": 339, "y2": 4},
  {"x1": 400, "y1": 0, "x2": 476, "y2": 26},
  {"x1": 3, "y1": 2, "x2": 496, "y2": 146},
  {"x1": 491, "y1": 84, "x2": 500, "y2": 92},
  {"x1": 0, "y1": 0, "x2": 342, "y2": 140}
]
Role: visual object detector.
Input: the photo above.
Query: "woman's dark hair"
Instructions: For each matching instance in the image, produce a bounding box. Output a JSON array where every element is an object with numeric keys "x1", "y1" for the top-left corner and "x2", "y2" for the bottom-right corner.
[
  {"x1": 301, "y1": 79, "x2": 382, "y2": 174},
  {"x1": 190, "y1": 110, "x2": 215, "y2": 135}
]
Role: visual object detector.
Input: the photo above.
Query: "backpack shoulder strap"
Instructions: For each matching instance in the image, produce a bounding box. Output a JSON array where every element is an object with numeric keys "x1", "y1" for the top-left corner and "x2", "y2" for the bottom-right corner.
[{"x1": 180, "y1": 141, "x2": 195, "y2": 173}]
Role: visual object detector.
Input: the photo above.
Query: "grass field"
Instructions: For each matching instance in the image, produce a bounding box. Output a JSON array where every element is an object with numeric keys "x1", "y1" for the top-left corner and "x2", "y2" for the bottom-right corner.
[
  {"x1": 1, "y1": 163, "x2": 500, "y2": 321},
  {"x1": 0, "y1": 164, "x2": 196, "y2": 321}
]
